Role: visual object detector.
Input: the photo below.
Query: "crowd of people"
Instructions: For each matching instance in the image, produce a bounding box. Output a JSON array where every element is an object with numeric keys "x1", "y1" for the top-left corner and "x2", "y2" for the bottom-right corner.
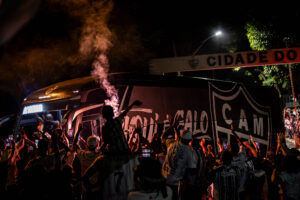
[
  {"x1": 284, "y1": 107, "x2": 299, "y2": 140},
  {"x1": 0, "y1": 100, "x2": 300, "y2": 200}
]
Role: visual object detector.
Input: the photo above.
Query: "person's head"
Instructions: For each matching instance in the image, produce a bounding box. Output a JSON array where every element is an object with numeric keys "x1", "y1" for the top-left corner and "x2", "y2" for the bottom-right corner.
[
  {"x1": 285, "y1": 154, "x2": 299, "y2": 173},
  {"x1": 180, "y1": 129, "x2": 193, "y2": 145},
  {"x1": 191, "y1": 138, "x2": 200, "y2": 150},
  {"x1": 87, "y1": 136, "x2": 99, "y2": 151},
  {"x1": 134, "y1": 158, "x2": 165, "y2": 191},
  {"x1": 54, "y1": 128, "x2": 63, "y2": 137},
  {"x1": 221, "y1": 150, "x2": 233, "y2": 166},
  {"x1": 46, "y1": 113, "x2": 54, "y2": 121},
  {"x1": 0, "y1": 139, "x2": 6, "y2": 151},
  {"x1": 291, "y1": 114, "x2": 295, "y2": 119},
  {"x1": 38, "y1": 138, "x2": 49, "y2": 156},
  {"x1": 230, "y1": 139, "x2": 239, "y2": 157},
  {"x1": 285, "y1": 114, "x2": 290, "y2": 119},
  {"x1": 266, "y1": 150, "x2": 274, "y2": 161},
  {"x1": 207, "y1": 144, "x2": 213, "y2": 152},
  {"x1": 102, "y1": 105, "x2": 114, "y2": 120}
]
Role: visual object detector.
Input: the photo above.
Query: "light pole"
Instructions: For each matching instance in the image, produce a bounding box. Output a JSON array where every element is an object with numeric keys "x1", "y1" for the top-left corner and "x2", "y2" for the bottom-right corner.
[{"x1": 188, "y1": 30, "x2": 223, "y2": 68}]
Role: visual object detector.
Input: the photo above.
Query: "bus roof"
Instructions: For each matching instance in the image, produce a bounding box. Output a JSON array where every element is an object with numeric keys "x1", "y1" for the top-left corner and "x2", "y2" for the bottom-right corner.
[{"x1": 22, "y1": 73, "x2": 237, "y2": 105}]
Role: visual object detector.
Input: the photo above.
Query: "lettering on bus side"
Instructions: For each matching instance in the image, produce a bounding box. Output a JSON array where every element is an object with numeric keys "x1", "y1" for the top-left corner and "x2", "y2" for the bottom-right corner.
[{"x1": 123, "y1": 109, "x2": 210, "y2": 142}]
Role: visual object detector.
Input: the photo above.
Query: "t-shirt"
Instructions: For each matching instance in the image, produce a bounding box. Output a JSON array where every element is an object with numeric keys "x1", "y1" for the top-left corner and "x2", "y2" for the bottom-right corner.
[
  {"x1": 128, "y1": 186, "x2": 173, "y2": 200},
  {"x1": 161, "y1": 141, "x2": 194, "y2": 186},
  {"x1": 285, "y1": 118, "x2": 291, "y2": 130},
  {"x1": 279, "y1": 171, "x2": 300, "y2": 200},
  {"x1": 102, "y1": 114, "x2": 130, "y2": 154},
  {"x1": 25, "y1": 155, "x2": 56, "y2": 172},
  {"x1": 76, "y1": 149, "x2": 100, "y2": 175},
  {"x1": 231, "y1": 148, "x2": 249, "y2": 193},
  {"x1": 86, "y1": 154, "x2": 139, "y2": 200},
  {"x1": 213, "y1": 164, "x2": 241, "y2": 200},
  {"x1": 184, "y1": 149, "x2": 206, "y2": 186}
]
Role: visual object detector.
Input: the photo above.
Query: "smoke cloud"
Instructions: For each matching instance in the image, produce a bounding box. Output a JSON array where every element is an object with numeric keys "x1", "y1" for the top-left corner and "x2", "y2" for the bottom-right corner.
[
  {"x1": 0, "y1": 0, "x2": 148, "y2": 113},
  {"x1": 76, "y1": 0, "x2": 120, "y2": 115}
]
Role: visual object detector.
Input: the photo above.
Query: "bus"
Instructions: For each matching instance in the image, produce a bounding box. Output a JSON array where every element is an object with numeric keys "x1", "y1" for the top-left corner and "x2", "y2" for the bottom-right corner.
[{"x1": 14, "y1": 73, "x2": 283, "y2": 154}]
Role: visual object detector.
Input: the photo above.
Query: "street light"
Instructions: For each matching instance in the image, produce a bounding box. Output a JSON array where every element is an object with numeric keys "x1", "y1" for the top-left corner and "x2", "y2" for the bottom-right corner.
[
  {"x1": 192, "y1": 30, "x2": 223, "y2": 57},
  {"x1": 188, "y1": 30, "x2": 223, "y2": 68}
]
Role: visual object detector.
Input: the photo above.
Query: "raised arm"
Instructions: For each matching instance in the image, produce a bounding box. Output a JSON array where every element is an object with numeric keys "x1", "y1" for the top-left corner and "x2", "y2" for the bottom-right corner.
[
  {"x1": 200, "y1": 138, "x2": 207, "y2": 157},
  {"x1": 243, "y1": 141, "x2": 258, "y2": 157},
  {"x1": 17, "y1": 129, "x2": 25, "y2": 152},
  {"x1": 275, "y1": 133, "x2": 282, "y2": 155},
  {"x1": 121, "y1": 100, "x2": 142, "y2": 117},
  {"x1": 79, "y1": 136, "x2": 88, "y2": 151},
  {"x1": 278, "y1": 132, "x2": 290, "y2": 156},
  {"x1": 128, "y1": 129, "x2": 138, "y2": 151},
  {"x1": 71, "y1": 124, "x2": 83, "y2": 151},
  {"x1": 7, "y1": 140, "x2": 16, "y2": 166},
  {"x1": 249, "y1": 134, "x2": 259, "y2": 154},
  {"x1": 23, "y1": 132, "x2": 36, "y2": 149},
  {"x1": 161, "y1": 117, "x2": 181, "y2": 140},
  {"x1": 217, "y1": 137, "x2": 224, "y2": 153}
]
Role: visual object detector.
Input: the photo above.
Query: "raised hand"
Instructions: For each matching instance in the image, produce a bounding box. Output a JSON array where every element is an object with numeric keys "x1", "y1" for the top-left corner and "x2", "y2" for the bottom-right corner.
[
  {"x1": 171, "y1": 116, "x2": 180, "y2": 128},
  {"x1": 217, "y1": 137, "x2": 221, "y2": 145},
  {"x1": 277, "y1": 133, "x2": 281, "y2": 146},
  {"x1": 230, "y1": 123, "x2": 234, "y2": 131},
  {"x1": 135, "y1": 124, "x2": 142, "y2": 135},
  {"x1": 250, "y1": 134, "x2": 254, "y2": 142},
  {"x1": 200, "y1": 138, "x2": 206, "y2": 146}
]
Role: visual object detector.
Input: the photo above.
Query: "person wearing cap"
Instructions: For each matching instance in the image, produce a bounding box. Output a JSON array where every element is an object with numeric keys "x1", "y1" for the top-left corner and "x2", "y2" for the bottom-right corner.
[
  {"x1": 43, "y1": 113, "x2": 60, "y2": 136},
  {"x1": 161, "y1": 128, "x2": 194, "y2": 200},
  {"x1": 71, "y1": 125, "x2": 100, "y2": 176},
  {"x1": 77, "y1": 136, "x2": 100, "y2": 176}
]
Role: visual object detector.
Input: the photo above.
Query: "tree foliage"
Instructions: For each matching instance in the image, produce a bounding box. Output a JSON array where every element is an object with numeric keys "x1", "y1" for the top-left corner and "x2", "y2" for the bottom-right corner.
[{"x1": 244, "y1": 17, "x2": 300, "y2": 98}]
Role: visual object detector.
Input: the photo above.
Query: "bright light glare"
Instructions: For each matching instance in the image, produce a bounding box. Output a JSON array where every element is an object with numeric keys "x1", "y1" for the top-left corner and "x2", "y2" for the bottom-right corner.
[
  {"x1": 38, "y1": 95, "x2": 51, "y2": 99},
  {"x1": 22, "y1": 104, "x2": 43, "y2": 115},
  {"x1": 215, "y1": 31, "x2": 222, "y2": 36}
]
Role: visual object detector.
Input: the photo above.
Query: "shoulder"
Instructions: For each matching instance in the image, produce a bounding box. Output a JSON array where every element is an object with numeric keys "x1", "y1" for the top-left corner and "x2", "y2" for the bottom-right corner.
[
  {"x1": 76, "y1": 149, "x2": 84, "y2": 156},
  {"x1": 128, "y1": 191, "x2": 148, "y2": 200},
  {"x1": 279, "y1": 172, "x2": 289, "y2": 182},
  {"x1": 232, "y1": 153, "x2": 246, "y2": 164},
  {"x1": 165, "y1": 139, "x2": 176, "y2": 148},
  {"x1": 214, "y1": 165, "x2": 224, "y2": 173},
  {"x1": 166, "y1": 185, "x2": 172, "y2": 194},
  {"x1": 165, "y1": 186, "x2": 173, "y2": 200}
]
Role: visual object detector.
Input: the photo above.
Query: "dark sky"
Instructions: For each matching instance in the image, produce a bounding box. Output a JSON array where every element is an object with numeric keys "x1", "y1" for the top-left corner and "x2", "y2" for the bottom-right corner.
[
  {"x1": 0, "y1": 1, "x2": 280, "y2": 59},
  {"x1": 125, "y1": 1, "x2": 252, "y2": 55}
]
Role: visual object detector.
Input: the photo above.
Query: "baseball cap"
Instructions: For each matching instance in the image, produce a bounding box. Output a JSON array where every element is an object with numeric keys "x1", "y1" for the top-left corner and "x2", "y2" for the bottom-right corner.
[{"x1": 180, "y1": 130, "x2": 193, "y2": 140}]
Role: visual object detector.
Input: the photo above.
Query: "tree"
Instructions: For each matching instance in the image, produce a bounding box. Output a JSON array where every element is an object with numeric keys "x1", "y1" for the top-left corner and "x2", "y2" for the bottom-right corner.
[{"x1": 244, "y1": 15, "x2": 300, "y2": 99}]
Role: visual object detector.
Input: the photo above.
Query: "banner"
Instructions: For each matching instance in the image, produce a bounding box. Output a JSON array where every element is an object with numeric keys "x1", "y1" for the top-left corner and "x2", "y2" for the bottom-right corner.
[
  {"x1": 209, "y1": 83, "x2": 272, "y2": 153},
  {"x1": 123, "y1": 83, "x2": 272, "y2": 153},
  {"x1": 150, "y1": 47, "x2": 300, "y2": 74}
]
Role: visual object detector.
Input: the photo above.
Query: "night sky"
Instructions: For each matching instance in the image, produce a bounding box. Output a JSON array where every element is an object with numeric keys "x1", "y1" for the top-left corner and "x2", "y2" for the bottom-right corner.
[{"x1": 0, "y1": 0, "x2": 298, "y2": 115}]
